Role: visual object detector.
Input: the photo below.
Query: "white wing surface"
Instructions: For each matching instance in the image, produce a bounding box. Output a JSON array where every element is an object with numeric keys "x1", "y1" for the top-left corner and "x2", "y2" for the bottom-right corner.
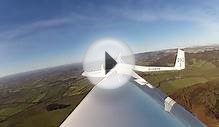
[{"x1": 60, "y1": 73, "x2": 205, "y2": 127}]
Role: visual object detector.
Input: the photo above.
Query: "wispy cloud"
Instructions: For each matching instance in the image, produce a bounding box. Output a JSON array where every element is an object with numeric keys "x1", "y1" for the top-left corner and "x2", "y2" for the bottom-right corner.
[
  {"x1": 2, "y1": 0, "x2": 219, "y2": 42},
  {"x1": 105, "y1": 0, "x2": 219, "y2": 31},
  {"x1": 0, "y1": 13, "x2": 100, "y2": 41},
  {"x1": 1, "y1": 18, "x2": 71, "y2": 40}
]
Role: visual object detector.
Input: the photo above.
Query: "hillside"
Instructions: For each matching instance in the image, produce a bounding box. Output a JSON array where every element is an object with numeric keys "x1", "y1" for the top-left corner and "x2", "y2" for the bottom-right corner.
[
  {"x1": 171, "y1": 80, "x2": 219, "y2": 127},
  {"x1": 137, "y1": 47, "x2": 219, "y2": 127},
  {"x1": 0, "y1": 64, "x2": 93, "y2": 127}
]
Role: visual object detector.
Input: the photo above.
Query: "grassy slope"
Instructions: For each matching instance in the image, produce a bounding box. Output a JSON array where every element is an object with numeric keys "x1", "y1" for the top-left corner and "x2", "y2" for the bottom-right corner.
[
  {"x1": 1, "y1": 94, "x2": 89, "y2": 127},
  {"x1": 0, "y1": 64, "x2": 93, "y2": 127},
  {"x1": 170, "y1": 80, "x2": 219, "y2": 127}
]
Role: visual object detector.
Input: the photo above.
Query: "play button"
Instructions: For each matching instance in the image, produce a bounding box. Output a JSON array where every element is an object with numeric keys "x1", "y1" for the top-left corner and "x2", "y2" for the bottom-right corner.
[
  {"x1": 105, "y1": 52, "x2": 117, "y2": 74},
  {"x1": 83, "y1": 38, "x2": 135, "y2": 89}
]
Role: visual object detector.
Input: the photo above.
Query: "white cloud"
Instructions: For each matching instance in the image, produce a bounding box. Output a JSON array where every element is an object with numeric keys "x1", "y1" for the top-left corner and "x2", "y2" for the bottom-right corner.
[{"x1": 0, "y1": 12, "x2": 100, "y2": 41}]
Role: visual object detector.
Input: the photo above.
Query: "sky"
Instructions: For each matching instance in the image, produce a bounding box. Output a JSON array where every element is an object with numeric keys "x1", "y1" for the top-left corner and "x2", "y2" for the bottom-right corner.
[{"x1": 0, "y1": 0, "x2": 219, "y2": 77}]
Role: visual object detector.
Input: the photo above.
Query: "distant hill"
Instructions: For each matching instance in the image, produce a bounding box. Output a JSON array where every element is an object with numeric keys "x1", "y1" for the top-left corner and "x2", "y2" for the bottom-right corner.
[
  {"x1": 185, "y1": 44, "x2": 219, "y2": 53},
  {"x1": 0, "y1": 63, "x2": 83, "y2": 88}
]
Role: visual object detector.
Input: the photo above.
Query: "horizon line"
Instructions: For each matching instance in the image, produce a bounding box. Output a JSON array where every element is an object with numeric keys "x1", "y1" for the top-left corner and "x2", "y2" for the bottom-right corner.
[{"x1": 1, "y1": 44, "x2": 218, "y2": 79}]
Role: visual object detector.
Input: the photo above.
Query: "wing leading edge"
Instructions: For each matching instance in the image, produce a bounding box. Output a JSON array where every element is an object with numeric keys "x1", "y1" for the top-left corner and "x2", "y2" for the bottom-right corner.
[{"x1": 60, "y1": 73, "x2": 206, "y2": 127}]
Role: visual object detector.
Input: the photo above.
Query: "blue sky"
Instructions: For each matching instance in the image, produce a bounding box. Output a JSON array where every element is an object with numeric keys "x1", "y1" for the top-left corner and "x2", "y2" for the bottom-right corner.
[{"x1": 0, "y1": 0, "x2": 219, "y2": 77}]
